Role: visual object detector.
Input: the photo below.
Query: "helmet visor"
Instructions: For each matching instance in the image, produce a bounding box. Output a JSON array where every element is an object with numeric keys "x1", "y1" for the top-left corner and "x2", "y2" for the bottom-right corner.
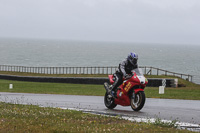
[
  {"x1": 131, "y1": 58, "x2": 137, "y2": 64},
  {"x1": 129, "y1": 56, "x2": 138, "y2": 64}
]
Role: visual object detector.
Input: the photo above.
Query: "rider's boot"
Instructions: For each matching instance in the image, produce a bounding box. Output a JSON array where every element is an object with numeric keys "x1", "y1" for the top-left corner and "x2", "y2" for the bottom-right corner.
[
  {"x1": 109, "y1": 86, "x2": 117, "y2": 99},
  {"x1": 104, "y1": 83, "x2": 117, "y2": 98}
]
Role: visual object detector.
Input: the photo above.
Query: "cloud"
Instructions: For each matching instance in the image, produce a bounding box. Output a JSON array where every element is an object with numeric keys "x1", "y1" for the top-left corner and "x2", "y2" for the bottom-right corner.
[{"x1": 0, "y1": 0, "x2": 200, "y2": 44}]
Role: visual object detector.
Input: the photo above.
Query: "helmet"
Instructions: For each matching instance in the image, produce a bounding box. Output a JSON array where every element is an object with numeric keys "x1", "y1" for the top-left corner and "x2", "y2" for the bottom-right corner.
[{"x1": 128, "y1": 52, "x2": 138, "y2": 65}]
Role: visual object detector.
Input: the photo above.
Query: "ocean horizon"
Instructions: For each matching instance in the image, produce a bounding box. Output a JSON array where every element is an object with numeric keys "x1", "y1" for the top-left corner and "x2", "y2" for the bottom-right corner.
[{"x1": 0, "y1": 38, "x2": 200, "y2": 84}]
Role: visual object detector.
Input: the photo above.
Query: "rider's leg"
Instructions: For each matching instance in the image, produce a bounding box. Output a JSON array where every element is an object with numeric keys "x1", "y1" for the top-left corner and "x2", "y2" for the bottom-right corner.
[{"x1": 109, "y1": 73, "x2": 123, "y2": 96}]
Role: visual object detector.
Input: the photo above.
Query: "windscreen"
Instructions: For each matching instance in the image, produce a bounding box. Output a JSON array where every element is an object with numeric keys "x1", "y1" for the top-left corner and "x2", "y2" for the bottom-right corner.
[{"x1": 132, "y1": 68, "x2": 144, "y2": 76}]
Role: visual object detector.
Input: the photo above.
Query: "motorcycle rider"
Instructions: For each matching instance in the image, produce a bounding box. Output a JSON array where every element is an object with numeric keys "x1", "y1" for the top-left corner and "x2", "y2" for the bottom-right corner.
[{"x1": 107, "y1": 52, "x2": 138, "y2": 98}]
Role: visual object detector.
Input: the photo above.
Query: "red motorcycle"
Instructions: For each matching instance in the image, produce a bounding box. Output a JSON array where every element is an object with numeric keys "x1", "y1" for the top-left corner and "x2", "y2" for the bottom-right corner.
[{"x1": 104, "y1": 68, "x2": 148, "y2": 111}]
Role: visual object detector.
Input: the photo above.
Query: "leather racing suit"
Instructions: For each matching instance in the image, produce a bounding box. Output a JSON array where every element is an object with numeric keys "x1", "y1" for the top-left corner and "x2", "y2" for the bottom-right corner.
[{"x1": 111, "y1": 58, "x2": 138, "y2": 93}]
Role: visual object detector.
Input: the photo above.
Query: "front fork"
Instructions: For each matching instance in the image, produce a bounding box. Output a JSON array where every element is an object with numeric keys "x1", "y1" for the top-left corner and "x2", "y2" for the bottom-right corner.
[{"x1": 132, "y1": 93, "x2": 135, "y2": 99}]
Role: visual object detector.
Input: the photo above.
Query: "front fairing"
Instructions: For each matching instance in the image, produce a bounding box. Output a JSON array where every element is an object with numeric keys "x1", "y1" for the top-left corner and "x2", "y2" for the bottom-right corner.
[
  {"x1": 115, "y1": 68, "x2": 148, "y2": 107},
  {"x1": 120, "y1": 68, "x2": 148, "y2": 93},
  {"x1": 131, "y1": 68, "x2": 148, "y2": 85}
]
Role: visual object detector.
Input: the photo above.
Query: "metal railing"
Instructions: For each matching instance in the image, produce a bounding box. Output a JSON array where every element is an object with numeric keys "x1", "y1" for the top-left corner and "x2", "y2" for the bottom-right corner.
[
  {"x1": 140, "y1": 66, "x2": 193, "y2": 82},
  {"x1": 0, "y1": 65, "x2": 193, "y2": 82}
]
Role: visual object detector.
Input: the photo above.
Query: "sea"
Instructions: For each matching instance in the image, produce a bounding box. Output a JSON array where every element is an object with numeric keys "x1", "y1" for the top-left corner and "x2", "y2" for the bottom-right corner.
[{"x1": 0, "y1": 38, "x2": 200, "y2": 84}]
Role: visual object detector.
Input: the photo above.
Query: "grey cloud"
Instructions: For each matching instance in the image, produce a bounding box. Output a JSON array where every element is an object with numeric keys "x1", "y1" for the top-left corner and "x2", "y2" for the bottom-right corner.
[{"x1": 0, "y1": 0, "x2": 200, "y2": 45}]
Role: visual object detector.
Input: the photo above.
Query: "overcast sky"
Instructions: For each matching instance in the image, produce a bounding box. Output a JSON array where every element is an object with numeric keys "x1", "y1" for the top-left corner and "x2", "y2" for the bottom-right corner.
[{"x1": 0, "y1": 0, "x2": 200, "y2": 45}]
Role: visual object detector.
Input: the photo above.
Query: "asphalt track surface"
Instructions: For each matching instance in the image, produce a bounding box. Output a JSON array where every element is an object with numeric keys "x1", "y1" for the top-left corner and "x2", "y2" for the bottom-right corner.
[{"x1": 0, "y1": 92, "x2": 200, "y2": 131}]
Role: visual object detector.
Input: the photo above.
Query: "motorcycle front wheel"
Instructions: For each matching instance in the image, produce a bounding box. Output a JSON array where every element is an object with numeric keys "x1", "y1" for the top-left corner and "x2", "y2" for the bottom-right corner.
[
  {"x1": 104, "y1": 92, "x2": 117, "y2": 109},
  {"x1": 131, "y1": 91, "x2": 145, "y2": 111}
]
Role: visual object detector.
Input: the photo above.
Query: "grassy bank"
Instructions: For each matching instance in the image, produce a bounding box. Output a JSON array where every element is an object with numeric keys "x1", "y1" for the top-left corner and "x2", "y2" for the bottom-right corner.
[
  {"x1": 0, "y1": 71, "x2": 196, "y2": 85},
  {"x1": 0, "y1": 102, "x2": 192, "y2": 133},
  {"x1": 1, "y1": 71, "x2": 200, "y2": 100},
  {"x1": 0, "y1": 78, "x2": 200, "y2": 100}
]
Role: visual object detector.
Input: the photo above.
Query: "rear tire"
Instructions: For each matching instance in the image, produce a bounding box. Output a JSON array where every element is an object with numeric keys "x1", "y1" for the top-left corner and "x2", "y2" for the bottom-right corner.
[
  {"x1": 131, "y1": 91, "x2": 145, "y2": 111},
  {"x1": 104, "y1": 92, "x2": 117, "y2": 109}
]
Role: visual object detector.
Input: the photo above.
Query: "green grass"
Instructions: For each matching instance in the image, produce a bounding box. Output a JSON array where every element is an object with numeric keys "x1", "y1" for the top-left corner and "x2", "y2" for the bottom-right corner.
[
  {"x1": 0, "y1": 79, "x2": 104, "y2": 96},
  {"x1": 145, "y1": 87, "x2": 200, "y2": 100},
  {"x1": 1, "y1": 71, "x2": 200, "y2": 100},
  {"x1": 0, "y1": 102, "x2": 192, "y2": 133},
  {"x1": 0, "y1": 79, "x2": 200, "y2": 100},
  {"x1": 0, "y1": 71, "x2": 197, "y2": 86}
]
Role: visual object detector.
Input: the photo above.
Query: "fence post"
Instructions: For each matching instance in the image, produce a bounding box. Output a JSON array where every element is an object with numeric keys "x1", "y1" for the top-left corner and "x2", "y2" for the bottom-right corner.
[
  {"x1": 90, "y1": 67, "x2": 92, "y2": 74},
  {"x1": 94, "y1": 67, "x2": 96, "y2": 74},
  {"x1": 64, "y1": 67, "x2": 66, "y2": 74},
  {"x1": 83, "y1": 67, "x2": 85, "y2": 74}
]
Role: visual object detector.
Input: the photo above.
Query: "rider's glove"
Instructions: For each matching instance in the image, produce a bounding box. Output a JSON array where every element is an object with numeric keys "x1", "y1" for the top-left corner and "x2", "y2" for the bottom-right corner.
[{"x1": 125, "y1": 74, "x2": 132, "y2": 79}]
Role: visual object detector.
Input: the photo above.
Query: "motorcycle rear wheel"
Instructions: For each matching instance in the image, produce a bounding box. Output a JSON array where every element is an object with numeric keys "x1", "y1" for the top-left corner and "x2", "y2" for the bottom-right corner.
[
  {"x1": 131, "y1": 91, "x2": 145, "y2": 111},
  {"x1": 104, "y1": 92, "x2": 117, "y2": 109}
]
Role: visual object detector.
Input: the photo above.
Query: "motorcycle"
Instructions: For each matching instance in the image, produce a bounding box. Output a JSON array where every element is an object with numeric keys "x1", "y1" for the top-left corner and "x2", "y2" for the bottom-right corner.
[{"x1": 104, "y1": 68, "x2": 148, "y2": 111}]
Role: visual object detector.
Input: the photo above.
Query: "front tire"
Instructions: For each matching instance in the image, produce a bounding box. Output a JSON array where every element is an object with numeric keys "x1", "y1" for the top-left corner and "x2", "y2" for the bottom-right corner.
[
  {"x1": 104, "y1": 92, "x2": 117, "y2": 109},
  {"x1": 131, "y1": 91, "x2": 145, "y2": 111}
]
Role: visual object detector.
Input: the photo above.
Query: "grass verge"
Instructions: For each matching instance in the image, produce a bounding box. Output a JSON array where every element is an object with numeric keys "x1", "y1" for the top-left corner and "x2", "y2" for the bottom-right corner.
[
  {"x1": 0, "y1": 71, "x2": 200, "y2": 100},
  {"x1": 0, "y1": 79, "x2": 200, "y2": 100},
  {"x1": 0, "y1": 71, "x2": 197, "y2": 86},
  {"x1": 0, "y1": 102, "x2": 192, "y2": 133}
]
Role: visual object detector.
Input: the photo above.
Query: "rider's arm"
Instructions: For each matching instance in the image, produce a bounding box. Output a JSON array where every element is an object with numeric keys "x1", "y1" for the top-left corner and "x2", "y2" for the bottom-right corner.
[{"x1": 119, "y1": 59, "x2": 127, "y2": 77}]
